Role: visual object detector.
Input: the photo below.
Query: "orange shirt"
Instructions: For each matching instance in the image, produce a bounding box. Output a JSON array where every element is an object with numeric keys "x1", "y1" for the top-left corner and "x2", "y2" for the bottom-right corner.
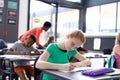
[{"x1": 20, "y1": 27, "x2": 43, "y2": 46}]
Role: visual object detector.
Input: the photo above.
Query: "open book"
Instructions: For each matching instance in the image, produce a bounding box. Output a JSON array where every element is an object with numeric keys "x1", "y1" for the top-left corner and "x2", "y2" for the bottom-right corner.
[
  {"x1": 106, "y1": 68, "x2": 120, "y2": 76},
  {"x1": 59, "y1": 67, "x2": 91, "y2": 72}
]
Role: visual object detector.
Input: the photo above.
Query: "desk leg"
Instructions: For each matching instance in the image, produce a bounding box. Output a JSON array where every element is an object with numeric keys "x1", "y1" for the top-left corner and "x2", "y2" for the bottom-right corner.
[
  {"x1": 0, "y1": 59, "x2": 2, "y2": 73},
  {"x1": 9, "y1": 61, "x2": 14, "y2": 80},
  {"x1": 0, "y1": 58, "x2": 6, "y2": 80},
  {"x1": 39, "y1": 72, "x2": 43, "y2": 80},
  {"x1": 103, "y1": 58, "x2": 107, "y2": 67}
]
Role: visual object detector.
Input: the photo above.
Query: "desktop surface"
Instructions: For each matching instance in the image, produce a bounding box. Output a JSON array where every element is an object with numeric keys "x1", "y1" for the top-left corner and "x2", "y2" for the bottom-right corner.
[{"x1": 41, "y1": 67, "x2": 120, "y2": 80}]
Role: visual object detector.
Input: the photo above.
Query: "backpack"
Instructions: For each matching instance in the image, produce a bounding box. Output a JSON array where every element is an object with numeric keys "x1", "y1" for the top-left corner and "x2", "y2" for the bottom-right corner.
[
  {"x1": 0, "y1": 39, "x2": 7, "y2": 49},
  {"x1": 0, "y1": 39, "x2": 7, "y2": 55}
]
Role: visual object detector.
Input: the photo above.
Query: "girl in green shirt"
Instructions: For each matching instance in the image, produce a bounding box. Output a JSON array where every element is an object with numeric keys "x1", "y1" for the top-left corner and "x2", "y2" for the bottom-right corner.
[{"x1": 36, "y1": 30, "x2": 91, "y2": 80}]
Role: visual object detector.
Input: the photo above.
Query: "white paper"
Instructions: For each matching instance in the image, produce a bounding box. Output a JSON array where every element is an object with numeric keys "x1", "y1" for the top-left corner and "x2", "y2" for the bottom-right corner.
[
  {"x1": 59, "y1": 67, "x2": 91, "y2": 72},
  {"x1": 93, "y1": 38, "x2": 101, "y2": 50}
]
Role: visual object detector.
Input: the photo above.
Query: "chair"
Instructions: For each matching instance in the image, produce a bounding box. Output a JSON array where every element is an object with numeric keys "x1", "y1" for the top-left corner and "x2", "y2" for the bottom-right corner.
[
  {"x1": 103, "y1": 49, "x2": 112, "y2": 55},
  {"x1": 103, "y1": 49, "x2": 113, "y2": 67},
  {"x1": 34, "y1": 56, "x2": 43, "y2": 80},
  {"x1": 0, "y1": 49, "x2": 32, "y2": 80},
  {"x1": 0, "y1": 58, "x2": 19, "y2": 80},
  {"x1": 0, "y1": 58, "x2": 32, "y2": 80},
  {"x1": 107, "y1": 55, "x2": 116, "y2": 68},
  {"x1": 0, "y1": 48, "x2": 17, "y2": 80},
  {"x1": 0, "y1": 39, "x2": 7, "y2": 49}
]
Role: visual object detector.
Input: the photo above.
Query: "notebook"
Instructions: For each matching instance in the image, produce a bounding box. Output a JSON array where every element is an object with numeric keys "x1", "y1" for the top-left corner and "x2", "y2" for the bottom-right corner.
[{"x1": 106, "y1": 68, "x2": 120, "y2": 76}]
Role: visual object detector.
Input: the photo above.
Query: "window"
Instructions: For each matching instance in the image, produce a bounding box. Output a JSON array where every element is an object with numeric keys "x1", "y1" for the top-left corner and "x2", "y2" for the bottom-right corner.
[
  {"x1": 117, "y1": 2, "x2": 120, "y2": 32},
  {"x1": 100, "y1": 3, "x2": 116, "y2": 33},
  {"x1": 57, "y1": 7, "x2": 79, "y2": 41},
  {"x1": 86, "y1": 6, "x2": 100, "y2": 33},
  {"x1": 30, "y1": 0, "x2": 53, "y2": 29},
  {"x1": 86, "y1": 3, "x2": 117, "y2": 34},
  {"x1": 30, "y1": 0, "x2": 54, "y2": 45}
]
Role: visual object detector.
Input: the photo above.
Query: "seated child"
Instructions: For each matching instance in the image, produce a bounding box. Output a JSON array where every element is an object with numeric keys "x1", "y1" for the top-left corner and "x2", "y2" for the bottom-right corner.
[{"x1": 6, "y1": 34, "x2": 41, "y2": 80}]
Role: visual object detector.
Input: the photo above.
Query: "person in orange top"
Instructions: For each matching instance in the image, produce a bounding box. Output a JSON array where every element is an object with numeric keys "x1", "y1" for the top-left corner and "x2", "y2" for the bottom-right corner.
[{"x1": 20, "y1": 21, "x2": 52, "y2": 49}]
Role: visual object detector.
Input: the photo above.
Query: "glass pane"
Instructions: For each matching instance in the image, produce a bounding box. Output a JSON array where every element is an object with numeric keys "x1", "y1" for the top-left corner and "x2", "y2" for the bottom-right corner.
[
  {"x1": 30, "y1": 0, "x2": 54, "y2": 45},
  {"x1": 86, "y1": 6, "x2": 100, "y2": 33},
  {"x1": 100, "y1": 3, "x2": 116, "y2": 33},
  {"x1": 57, "y1": 7, "x2": 79, "y2": 41},
  {"x1": 30, "y1": 0, "x2": 52, "y2": 29},
  {"x1": 117, "y1": 2, "x2": 120, "y2": 32}
]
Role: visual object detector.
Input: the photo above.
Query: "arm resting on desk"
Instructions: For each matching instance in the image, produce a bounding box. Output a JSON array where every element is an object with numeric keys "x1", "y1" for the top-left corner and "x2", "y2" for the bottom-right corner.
[
  {"x1": 72, "y1": 52, "x2": 91, "y2": 67},
  {"x1": 36, "y1": 61, "x2": 75, "y2": 71},
  {"x1": 6, "y1": 48, "x2": 41, "y2": 55},
  {"x1": 36, "y1": 51, "x2": 75, "y2": 71},
  {"x1": 6, "y1": 48, "x2": 27, "y2": 55},
  {"x1": 36, "y1": 51, "x2": 91, "y2": 71}
]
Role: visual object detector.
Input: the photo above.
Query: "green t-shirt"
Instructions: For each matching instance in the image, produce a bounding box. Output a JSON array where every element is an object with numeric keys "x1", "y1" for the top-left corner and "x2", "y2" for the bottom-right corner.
[{"x1": 43, "y1": 43, "x2": 77, "y2": 80}]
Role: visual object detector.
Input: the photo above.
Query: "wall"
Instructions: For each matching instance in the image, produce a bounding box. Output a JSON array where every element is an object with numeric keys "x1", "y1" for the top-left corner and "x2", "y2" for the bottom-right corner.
[
  {"x1": 84, "y1": 35, "x2": 115, "y2": 52},
  {"x1": 18, "y1": 0, "x2": 28, "y2": 38}
]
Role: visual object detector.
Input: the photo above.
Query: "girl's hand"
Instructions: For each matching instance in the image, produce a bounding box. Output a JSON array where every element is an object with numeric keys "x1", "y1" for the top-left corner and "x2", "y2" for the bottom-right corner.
[
  {"x1": 60, "y1": 63, "x2": 76, "y2": 71},
  {"x1": 20, "y1": 52, "x2": 26, "y2": 55}
]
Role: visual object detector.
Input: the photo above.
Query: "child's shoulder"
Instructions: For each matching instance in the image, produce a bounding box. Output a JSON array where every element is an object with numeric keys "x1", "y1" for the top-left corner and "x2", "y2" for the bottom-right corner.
[
  {"x1": 13, "y1": 41, "x2": 22, "y2": 45},
  {"x1": 49, "y1": 43, "x2": 56, "y2": 45},
  {"x1": 113, "y1": 45, "x2": 120, "y2": 53},
  {"x1": 113, "y1": 45, "x2": 120, "y2": 50},
  {"x1": 48, "y1": 43, "x2": 57, "y2": 47}
]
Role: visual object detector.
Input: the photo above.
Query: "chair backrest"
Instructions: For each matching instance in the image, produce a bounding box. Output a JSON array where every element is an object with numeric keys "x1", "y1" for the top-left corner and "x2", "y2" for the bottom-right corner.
[
  {"x1": 0, "y1": 55, "x2": 31, "y2": 80},
  {"x1": 107, "y1": 55, "x2": 116, "y2": 68},
  {"x1": 1, "y1": 48, "x2": 8, "y2": 55},
  {"x1": 0, "y1": 57, "x2": 18, "y2": 80},
  {"x1": 103, "y1": 49, "x2": 112, "y2": 55},
  {"x1": 34, "y1": 56, "x2": 42, "y2": 80},
  {"x1": 0, "y1": 39, "x2": 7, "y2": 55}
]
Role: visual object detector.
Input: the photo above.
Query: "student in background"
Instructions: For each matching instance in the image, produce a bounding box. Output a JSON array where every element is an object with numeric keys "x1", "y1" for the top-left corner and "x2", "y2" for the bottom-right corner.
[
  {"x1": 35, "y1": 30, "x2": 91, "y2": 80},
  {"x1": 20, "y1": 21, "x2": 52, "y2": 49},
  {"x1": 113, "y1": 32, "x2": 120, "y2": 69},
  {"x1": 6, "y1": 35, "x2": 41, "y2": 80},
  {"x1": 77, "y1": 46, "x2": 88, "y2": 54},
  {"x1": 44, "y1": 36, "x2": 55, "y2": 47},
  {"x1": 70, "y1": 46, "x2": 88, "y2": 62}
]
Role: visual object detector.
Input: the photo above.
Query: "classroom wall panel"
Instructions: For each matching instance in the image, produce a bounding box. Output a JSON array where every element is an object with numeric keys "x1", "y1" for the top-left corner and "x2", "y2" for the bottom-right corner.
[
  {"x1": 0, "y1": 0, "x2": 19, "y2": 42},
  {"x1": 84, "y1": 36, "x2": 115, "y2": 52}
]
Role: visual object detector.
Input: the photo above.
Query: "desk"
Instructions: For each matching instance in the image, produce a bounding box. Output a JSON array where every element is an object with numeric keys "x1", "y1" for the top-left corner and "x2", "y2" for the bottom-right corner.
[
  {"x1": 83, "y1": 53, "x2": 110, "y2": 67},
  {"x1": 0, "y1": 55, "x2": 37, "y2": 80},
  {"x1": 83, "y1": 53, "x2": 109, "y2": 59},
  {"x1": 38, "y1": 49, "x2": 44, "y2": 53},
  {"x1": 41, "y1": 67, "x2": 120, "y2": 80}
]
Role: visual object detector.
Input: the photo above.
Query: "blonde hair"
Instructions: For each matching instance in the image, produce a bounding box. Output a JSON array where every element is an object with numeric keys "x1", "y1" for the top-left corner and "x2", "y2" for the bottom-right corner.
[
  {"x1": 68, "y1": 30, "x2": 86, "y2": 44},
  {"x1": 115, "y1": 32, "x2": 120, "y2": 45}
]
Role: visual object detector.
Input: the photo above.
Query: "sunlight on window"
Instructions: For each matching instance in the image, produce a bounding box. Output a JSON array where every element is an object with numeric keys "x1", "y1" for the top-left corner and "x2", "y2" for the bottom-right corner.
[
  {"x1": 117, "y1": 2, "x2": 120, "y2": 32},
  {"x1": 30, "y1": 0, "x2": 53, "y2": 29},
  {"x1": 86, "y1": 3, "x2": 117, "y2": 34},
  {"x1": 100, "y1": 3, "x2": 116, "y2": 33},
  {"x1": 30, "y1": 0, "x2": 52, "y2": 13},
  {"x1": 86, "y1": 6, "x2": 100, "y2": 33},
  {"x1": 57, "y1": 7, "x2": 79, "y2": 40}
]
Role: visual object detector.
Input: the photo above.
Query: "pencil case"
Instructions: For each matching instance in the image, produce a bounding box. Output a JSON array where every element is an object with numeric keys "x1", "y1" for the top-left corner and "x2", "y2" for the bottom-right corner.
[{"x1": 82, "y1": 68, "x2": 114, "y2": 76}]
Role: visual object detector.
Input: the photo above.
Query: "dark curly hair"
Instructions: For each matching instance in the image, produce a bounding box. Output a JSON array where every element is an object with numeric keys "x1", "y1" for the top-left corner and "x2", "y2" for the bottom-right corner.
[
  {"x1": 43, "y1": 21, "x2": 52, "y2": 28},
  {"x1": 27, "y1": 34, "x2": 36, "y2": 42}
]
